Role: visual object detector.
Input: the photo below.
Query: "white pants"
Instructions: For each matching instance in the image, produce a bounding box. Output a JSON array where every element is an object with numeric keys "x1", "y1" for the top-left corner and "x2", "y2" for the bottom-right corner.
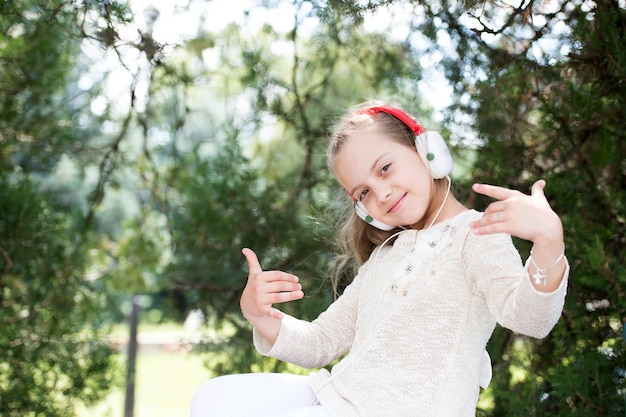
[{"x1": 190, "y1": 373, "x2": 332, "y2": 417}]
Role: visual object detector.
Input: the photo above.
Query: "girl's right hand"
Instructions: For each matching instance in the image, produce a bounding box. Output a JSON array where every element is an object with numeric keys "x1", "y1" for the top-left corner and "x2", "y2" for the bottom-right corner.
[{"x1": 240, "y1": 248, "x2": 304, "y2": 322}]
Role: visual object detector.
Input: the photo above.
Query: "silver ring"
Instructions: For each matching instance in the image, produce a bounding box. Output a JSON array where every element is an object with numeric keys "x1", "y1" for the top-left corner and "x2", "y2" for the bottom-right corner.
[{"x1": 495, "y1": 213, "x2": 501, "y2": 222}]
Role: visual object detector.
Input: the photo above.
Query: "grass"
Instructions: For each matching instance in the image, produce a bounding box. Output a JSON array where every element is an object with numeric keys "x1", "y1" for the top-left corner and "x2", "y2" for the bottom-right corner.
[{"x1": 77, "y1": 323, "x2": 213, "y2": 417}]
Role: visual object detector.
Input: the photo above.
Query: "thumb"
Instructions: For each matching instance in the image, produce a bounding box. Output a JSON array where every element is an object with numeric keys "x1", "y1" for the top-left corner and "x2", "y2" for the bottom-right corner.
[
  {"x1": 531, "y1": 179, "x2": 547, "y2": 198},
  {"x1": 242, "y1": 247, "x2": 263, "y2": 274}
]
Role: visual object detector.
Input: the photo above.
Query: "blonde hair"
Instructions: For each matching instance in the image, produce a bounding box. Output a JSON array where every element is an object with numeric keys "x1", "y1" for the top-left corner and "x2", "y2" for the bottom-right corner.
[{"x1": 327, "y1": 100, "x2": 450, "y2": 283}]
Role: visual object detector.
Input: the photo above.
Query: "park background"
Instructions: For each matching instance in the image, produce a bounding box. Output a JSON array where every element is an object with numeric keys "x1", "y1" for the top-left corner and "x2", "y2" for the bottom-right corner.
[{"x1": 1, "y1": 0, "x2": 624, "y2": 416}]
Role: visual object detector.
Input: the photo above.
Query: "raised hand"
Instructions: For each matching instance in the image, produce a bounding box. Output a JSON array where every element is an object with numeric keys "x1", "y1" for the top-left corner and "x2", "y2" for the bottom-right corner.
[
  {"x1": 470, "y1": 180, "x2": 566, "y2": 292},
  {"x1": 240, "y1": 248, "x2": 304, "y2": 322},
  {"x1": 469, "y1": 179, "x2": 563, "y2": 245}
]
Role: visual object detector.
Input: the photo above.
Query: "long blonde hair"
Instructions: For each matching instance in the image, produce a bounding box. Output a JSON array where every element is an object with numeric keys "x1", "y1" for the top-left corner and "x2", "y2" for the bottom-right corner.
[{"x1": 327, "y1": 101, "x2": 450, "y2": 282}]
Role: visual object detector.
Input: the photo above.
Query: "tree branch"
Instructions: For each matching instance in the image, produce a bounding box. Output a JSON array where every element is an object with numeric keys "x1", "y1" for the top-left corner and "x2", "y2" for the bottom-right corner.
[{"x1": 0, "y1": 245, "x2": 13, "y2": 273}]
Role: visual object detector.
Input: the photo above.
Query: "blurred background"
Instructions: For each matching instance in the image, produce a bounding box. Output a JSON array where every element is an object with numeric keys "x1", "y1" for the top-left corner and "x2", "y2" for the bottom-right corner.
[{"x1": 1, "y1": 0, "x2": 624, "y2": 416}]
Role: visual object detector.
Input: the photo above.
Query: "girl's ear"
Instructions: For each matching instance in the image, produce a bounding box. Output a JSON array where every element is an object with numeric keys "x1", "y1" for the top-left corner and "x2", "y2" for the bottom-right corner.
[
  {"x1": 354, "y1": 201, "x2": 396, "y2": 231},
  {"x1": 415, "y1": 131, "x2": 453, "y2": 179}
]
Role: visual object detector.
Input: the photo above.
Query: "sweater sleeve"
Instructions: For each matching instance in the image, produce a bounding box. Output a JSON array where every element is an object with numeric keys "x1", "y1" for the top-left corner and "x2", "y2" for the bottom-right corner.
[
  {"x1": 253, "y1": 264, "x2": 368, "y2": 369},
  {"x1": 464, "y1": 230, "x2": 569, "y2": 339}
]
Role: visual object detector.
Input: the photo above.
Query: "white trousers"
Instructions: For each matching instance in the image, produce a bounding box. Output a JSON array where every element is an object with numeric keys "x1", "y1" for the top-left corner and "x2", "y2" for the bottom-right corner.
[{"x1": 190, "y1": 373, "x2": 332, "y2": 417}]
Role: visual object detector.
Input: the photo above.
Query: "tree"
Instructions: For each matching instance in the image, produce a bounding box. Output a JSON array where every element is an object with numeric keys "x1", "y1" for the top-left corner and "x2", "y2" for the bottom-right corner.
[
  {"x1": 0, "y1": 1, "x2": 131, "y2": 415},
  {"x1": 0, "y1": 175, "x2": 119, "y2": 416}
]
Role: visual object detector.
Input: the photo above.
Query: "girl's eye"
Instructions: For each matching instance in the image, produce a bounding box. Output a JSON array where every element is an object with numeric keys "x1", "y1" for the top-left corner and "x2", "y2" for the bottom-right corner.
[
  {"x1": 381, "y1": 163, "x2": 391, "y2": 175},
  {"x1": 358, "y1": 189, "x2": 369, "y2": 201}
]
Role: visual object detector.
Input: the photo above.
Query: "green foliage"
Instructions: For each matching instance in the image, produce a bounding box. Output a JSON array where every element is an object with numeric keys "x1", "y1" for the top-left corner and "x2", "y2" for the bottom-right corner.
[
  {"x1": 0, "y1": 1, "x2": 130, "y2": 415},
  {"x1": 0, "y1": 1, "x2": 77, "y2": 172},
  {"x1": 0, "y1": 173, "x2": 120, "y2": 417},
  {"x1": 0, "y1": 0, "x2": 131, "y2": 173}
]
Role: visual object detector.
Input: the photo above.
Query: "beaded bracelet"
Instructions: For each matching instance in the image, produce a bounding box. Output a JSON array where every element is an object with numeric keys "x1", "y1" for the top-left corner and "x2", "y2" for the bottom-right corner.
[{"x1": 529, "y1": 244, "x2": 565, "y2": 286}]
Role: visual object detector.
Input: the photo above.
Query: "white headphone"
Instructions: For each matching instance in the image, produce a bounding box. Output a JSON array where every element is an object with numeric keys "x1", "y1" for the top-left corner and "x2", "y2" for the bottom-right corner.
[{"x1": 352, "y1": 106, "x2": 453, "y2": 231}]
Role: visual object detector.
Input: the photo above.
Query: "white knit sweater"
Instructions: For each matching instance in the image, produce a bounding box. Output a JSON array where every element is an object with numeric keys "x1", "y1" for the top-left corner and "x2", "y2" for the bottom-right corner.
[{"x1": 254, "y1": 210, "x2": 569, "y2": 417}]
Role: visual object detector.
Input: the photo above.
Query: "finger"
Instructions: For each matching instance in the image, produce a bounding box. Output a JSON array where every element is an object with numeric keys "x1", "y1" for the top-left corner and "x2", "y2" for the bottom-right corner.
[
  {"x1": 264, "y1": 289, "x2": 304, "y2": 305},
  {"x1": 530, "y1": 179, "x2": 546, "y2": 198},
  {"x1": 482, "y1": 201, "x2": 506, "y2": 216},
  {"x1": 267, "y1": 308, "x2": 284, "y2": 320},
  {"x1": 262, "y1": 279, "x2": 302, "y2": 294},
  {"x1": 470, "y1": 210, "x2": 505, "y2": 233},
  {"x1": 256, "y1": 290, "x2": 304, "y2": 320},
  {"x1": 472, "y1": 183, "x2": 516, "y2": 201},
  {"x1": 470, "y1": 218, "x2": 506, "y2": 235},
  {"x1": 242, "y1": 247, "x2": 263, "y2": 274},
  {"x1": 257, "y1": 270, "x2": 300, "y2": 285}
]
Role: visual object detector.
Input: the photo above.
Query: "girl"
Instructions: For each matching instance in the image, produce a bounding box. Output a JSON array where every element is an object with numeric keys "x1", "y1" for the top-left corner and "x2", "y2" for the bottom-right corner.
[{"x1": 190, "y1": 101, "x2": 568, "y2": 417}]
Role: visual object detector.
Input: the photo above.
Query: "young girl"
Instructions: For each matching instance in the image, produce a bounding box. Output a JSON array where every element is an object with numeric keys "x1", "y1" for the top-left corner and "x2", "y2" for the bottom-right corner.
[{"x1": 190, "y1": 101, "x2": 569, "y2": 417}]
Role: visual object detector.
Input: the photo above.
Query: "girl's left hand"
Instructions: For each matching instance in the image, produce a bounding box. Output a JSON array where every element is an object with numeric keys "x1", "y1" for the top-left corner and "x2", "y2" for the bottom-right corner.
[{"x1": 469, "y1": 179, "x2": 563, "y2": 246}]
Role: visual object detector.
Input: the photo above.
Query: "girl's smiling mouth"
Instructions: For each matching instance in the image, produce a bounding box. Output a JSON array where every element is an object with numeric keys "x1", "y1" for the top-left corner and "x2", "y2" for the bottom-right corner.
[{"x1": 387, "y1": 192, "x2": 407, "y2": 214}]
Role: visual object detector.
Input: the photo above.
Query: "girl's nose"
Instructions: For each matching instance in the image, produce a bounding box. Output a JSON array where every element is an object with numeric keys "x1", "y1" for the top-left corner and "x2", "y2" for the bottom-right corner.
[{"x1": 375, "y1": 185, "x2": 392, "y2": 202}]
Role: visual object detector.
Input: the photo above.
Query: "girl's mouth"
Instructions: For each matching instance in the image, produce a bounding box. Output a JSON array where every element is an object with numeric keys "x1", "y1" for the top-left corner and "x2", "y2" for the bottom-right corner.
[{"x1": 387, "y1": 193, "x2": 407, "y2": 214}]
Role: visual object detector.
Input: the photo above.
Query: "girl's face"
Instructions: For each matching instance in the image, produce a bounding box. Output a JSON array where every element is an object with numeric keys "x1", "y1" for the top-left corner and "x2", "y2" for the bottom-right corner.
[{"x1": 333, "y1": 127, "x2": 433, "y2": 228}]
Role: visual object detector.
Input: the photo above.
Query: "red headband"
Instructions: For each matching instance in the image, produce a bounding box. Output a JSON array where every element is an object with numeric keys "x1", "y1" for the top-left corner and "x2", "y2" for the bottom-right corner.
[{"x1": 358, "y1": 105, "x2": 427, "y2": 136}]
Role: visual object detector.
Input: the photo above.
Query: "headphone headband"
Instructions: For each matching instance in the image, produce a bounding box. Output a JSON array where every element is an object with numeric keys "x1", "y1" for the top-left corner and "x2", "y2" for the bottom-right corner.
[{"x1": 358, "y1": 105, "x2": 427, "y2": 136}]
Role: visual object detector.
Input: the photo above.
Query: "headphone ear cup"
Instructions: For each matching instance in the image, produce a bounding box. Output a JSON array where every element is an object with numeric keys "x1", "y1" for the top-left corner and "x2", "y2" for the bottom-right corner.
[
  {"x1": 354, "y1": 201, "x2": 395, "y2": 231},
  {"x1": 415, "y1": 131, "x2": 453, "y2": 179}
]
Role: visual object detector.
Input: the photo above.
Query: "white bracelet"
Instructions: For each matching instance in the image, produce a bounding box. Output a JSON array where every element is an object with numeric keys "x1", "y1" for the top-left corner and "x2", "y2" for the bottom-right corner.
[{"x1": 529, "y1": 244, "x2": 565, "y2": 286}]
